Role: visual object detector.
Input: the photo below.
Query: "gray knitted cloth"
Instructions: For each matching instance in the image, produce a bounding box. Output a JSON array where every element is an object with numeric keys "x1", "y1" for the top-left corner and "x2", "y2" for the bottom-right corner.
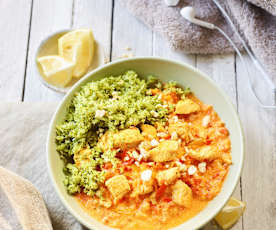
[{"x1": 119, "y1": 0, "x2": 276, "y2": 84}]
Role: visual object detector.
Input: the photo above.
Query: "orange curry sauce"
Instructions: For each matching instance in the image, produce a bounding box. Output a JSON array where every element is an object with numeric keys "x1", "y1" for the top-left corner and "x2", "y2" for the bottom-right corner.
[{"x1": 75, "y1": 89, "x2": 231, "y2": 230}]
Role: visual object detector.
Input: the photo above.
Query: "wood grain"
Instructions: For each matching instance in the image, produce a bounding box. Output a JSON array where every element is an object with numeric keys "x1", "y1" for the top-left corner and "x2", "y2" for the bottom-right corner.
[
  {"x1": 0, "y1": 0, "x2": 32, "y2": 101},
  {"x1": 236, "y1": 55, "x2": 276, "y2": 230},
  {"x1": 112, "y1": 0, "x2": 152, "y2": 60},
  {"x1": 153, "y1": 32, "x2": 196, "y2": 66},
  {"x1": 23, "y1": 0, "x2": 73, "y2": 102},
  {"x1": 73, "y1": 0, "x2": 113, "y2": 61}
]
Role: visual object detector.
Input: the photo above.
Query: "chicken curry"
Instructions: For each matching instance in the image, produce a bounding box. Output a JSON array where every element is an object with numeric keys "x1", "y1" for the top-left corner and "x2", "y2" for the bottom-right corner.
[{"x1": 56, "y1": 71, "x2": 231, "y2": 230}]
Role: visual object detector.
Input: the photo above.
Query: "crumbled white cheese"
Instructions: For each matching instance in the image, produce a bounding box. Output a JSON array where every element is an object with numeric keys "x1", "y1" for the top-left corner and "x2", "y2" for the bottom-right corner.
[
  {"x1": 150, "y1": 110, "x2": 159, "y2": 118},
  {"x1": 188, "y1": 165, "x2": 197, "y2": 175},
  {"x1": 184, "y1": 147, "x2": 189, "y2": 154},
  {"x1": 157, "y1": 132, "x2": 167, "y2": 137},
  {"x1": 158, "y1": 94, "x2": 162, "y2": 100},
  {"x1": 181, "y1": 155, "x2": 186, "y2": 161},
  {"x1": 171, "y1": 131, "x2": 178, "y2": 140},
  {"x1": 137, "y1": 154, "x2": 143, "y2": 162},
  {"x1": 141, "y1": 169, "x2": 152, "y2": 181},
  {"x1": 138, "y1": 143, "x2": 149, "y2": 160},
  {"x1": 150, "y1": 139, "x2": 159, "y2": 147},
  {"x1": 179, "y1": 163, "x2": 187, "y2": 172},
  {"x1": 202, "y1": 115, "x2": 211, "y2": 127},
  {"x1": 135, "y1": 161, "x2": 140, "y2": 166},
  {"x1": 165, "y1": 164, "x2": 170, "y2": 168},
  {"x1": 172, "y1": 116, "x2": 178, "y2": 122},
  {"x1": 198, "y1": 162, "x2": 207, "y2": 173},
  {"x1": 95, "y1": 110, "x2": 106, "y2": 118},
  {"x1": 124, "y1": 156, "x2": 130, "y2": 161},
  {"x1": 159, "y1": 138, "x2": 165, "y2": 142},
  {"x1": 112, "y1": 91, "x2": 118, "y2": 96},
  {"x1": 148, "y1": 162, "x2": 154, "y2": 166},
  {"x1": 111, "y1": 91, "x2": 120, "y2": 100},
  {"x1": 131, "y1": 150, "x2": 139, "y2": 159}
]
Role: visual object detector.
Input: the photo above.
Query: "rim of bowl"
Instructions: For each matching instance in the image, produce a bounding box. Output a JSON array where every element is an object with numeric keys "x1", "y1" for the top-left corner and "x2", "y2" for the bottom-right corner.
[{"x1": 47, "y1": 56, "x2": 245, "y2": 230}]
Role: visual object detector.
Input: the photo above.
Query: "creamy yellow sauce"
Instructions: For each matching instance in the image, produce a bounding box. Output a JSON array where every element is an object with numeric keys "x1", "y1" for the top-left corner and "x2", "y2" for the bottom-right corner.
[{"x1": 76, "y1": 194, "x2": 208, "y2": 230}]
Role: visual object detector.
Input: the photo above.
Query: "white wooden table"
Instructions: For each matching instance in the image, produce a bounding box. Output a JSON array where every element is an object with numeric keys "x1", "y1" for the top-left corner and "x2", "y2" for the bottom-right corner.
[{"x1": 0, "y1": 1, "x2": 275, "y2": 229}]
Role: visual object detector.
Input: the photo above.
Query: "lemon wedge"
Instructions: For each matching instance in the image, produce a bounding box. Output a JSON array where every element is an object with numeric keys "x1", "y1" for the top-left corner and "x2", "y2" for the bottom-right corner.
[
  {"x1": 214, "y1": 197, "x2": 246, "y2": 230},
  {"x1": 58, "y1": 29, "x2": 94, "y2": 78},
  {"x1": 37, "y1": 55, "x2": 74, "y2": 87}
]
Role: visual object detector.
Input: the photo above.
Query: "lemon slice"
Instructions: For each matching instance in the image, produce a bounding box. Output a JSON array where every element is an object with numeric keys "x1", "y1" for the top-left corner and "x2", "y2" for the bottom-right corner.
[
  {"x1": 37, "y1": 55, "x2": 74, "y2": 87},
  {"x1": 214, "y1": 197, "x2": 246, "y2": 230},
  {"x1": 58, "y1": 29, "x2": 94, "y2": 78}
]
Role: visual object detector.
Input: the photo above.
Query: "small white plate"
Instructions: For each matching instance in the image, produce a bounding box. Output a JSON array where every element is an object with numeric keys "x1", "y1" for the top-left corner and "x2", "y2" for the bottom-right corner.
[{"x1": 35, "y1": 29, "x2": 106, "y2": 94}]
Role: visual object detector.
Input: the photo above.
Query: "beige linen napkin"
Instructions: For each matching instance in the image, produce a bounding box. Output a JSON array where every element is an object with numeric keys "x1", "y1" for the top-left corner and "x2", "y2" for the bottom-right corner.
[
  {"x1": 0, "y1": 102, "x2": 87, "y2": 230},
  {"x1": 0, "y1": 167, "x2": 52, "y2": 230}
]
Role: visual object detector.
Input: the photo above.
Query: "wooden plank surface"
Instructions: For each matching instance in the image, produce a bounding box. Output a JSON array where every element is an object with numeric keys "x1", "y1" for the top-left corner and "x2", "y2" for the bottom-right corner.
[
  {"x1": 236, "y1": 55, "x2": 276, "y2": 230},
  {"x1": 23, "y1": 0, "x2": 73, "y2": 102},
  {"x1": 153, "y1": 33, "x2": 196, "y2": 66},
  {"x1": 73, "y1": 0, "x2": 113, "y2": 61},
  {"x1": 0, "y1": 0, "x2": 32, "y2": 101},
  {"x1": 112, "y1": 0, "x2": 152, "y2": 60}
]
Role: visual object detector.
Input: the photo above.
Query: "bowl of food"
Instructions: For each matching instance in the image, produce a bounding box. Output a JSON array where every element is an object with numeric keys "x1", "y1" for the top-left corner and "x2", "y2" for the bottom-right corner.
[{"x1": 47, "y1": 57, "x2": 244, "y2": 230}]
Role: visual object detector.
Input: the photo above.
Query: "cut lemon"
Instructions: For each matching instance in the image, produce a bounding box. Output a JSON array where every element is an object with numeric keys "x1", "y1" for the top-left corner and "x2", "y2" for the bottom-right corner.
[
  {"x1": 214, "y1": 197, "x2": 246, "y2": 230},
  {"x1": 58, "y1": 29, "x2": 94, "y2": 78},
  {"x1": 37, "y1": 55, "x2": 74, "y2": 87}
]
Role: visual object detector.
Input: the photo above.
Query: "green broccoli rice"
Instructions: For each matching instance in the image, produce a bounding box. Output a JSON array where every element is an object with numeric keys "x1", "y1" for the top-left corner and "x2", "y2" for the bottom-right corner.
[{"x1": 56, "y1": 70, "x2": 190, "y2": 196}]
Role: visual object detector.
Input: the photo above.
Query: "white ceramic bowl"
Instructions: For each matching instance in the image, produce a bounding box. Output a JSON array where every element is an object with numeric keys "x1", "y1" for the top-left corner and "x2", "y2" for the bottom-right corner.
[
  {"x1": 35, "y1": 29, "x2": 106, "y2": 94},
  {"x1": 47, "y1": 57, "x2": 244, "y2": 230}
]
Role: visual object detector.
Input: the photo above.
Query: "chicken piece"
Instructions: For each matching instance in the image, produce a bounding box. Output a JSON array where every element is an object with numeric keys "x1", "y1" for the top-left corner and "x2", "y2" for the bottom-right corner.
[
  {"x1": 175, "y1": 99, "x2": 200, "y2": 114},
  {"x1": 74, "y1": 148, "x2": 92, "y2": 167},
  {"x1": 139, "y1": 181, "x2": 154, "y2": 195},
  {"x1": 189, "y1": 138, "x2": 206, "y2": 148},
  {"x1": 172, "y1": 180, "x2": 192, "y2": 207},
  {"x1": 139, "y1": 200, "x2": 150, "y2": 212},
  {"x1": 189, "y1": 145, "x2": 220, "y2": 161},
  {"x1": 155, "y1": 122, "x2": 166, "y2": 132},
  {"x1": 149, "y1": 140, "x2": 179, "y2": 162},
  {"x1": 141, "y1": 124, "x2": 157, "y2": 139},
  {"x1": 97, "y1": 131, "x2": 113, "y2": 151},
  {"x1": 168, "y1": 122, "x2": 190, "y2": 142},
  {"x1": 113, "y1": 128, "x2": 144, "y2": 150},
  {"x1": 99, "y1": 199, "x2": 112, "y2": 208},
  {"x1": 221, "y1": 153, "x2": 232, "y2": 164},
  {"x1": 156, "y1": 167, "x2": 180, "y2": 185},
  {"x1": 132, "y1": 180, "x2": 154, "y2": 197},
  {"x1": 137, "y1": 200, "x2": 151, "y2": 217},
  {"x1": 219, "y1": 138, "x2": 231, "y2": 152},
  {"x1": 105, "y1": 175, "x2": 130, "y2": 202}
]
